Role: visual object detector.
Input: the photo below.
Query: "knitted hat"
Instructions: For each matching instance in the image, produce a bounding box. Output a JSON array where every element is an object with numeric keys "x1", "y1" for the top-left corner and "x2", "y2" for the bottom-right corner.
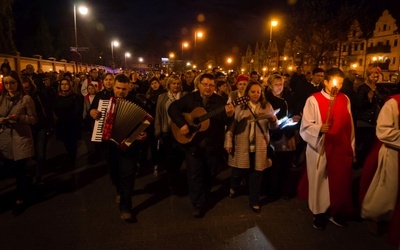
[{"x1": 236, "y1": 74, "x2": 249, "y2": 84}]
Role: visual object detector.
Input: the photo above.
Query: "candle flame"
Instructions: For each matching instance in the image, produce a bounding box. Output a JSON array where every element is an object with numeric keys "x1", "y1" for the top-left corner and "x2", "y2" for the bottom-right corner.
[{"x1": 332, "y1": 79, "x2": 337, "y2": 86}]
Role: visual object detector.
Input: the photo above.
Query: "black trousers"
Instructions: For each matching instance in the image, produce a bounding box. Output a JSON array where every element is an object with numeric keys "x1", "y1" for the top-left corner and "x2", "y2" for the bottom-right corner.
[
  {"x1": 107, "y1": 142, "x2": 137, "y2": 212},
  {"x1": 230, "y1": 152, "x2": 262, "y2": 206}
]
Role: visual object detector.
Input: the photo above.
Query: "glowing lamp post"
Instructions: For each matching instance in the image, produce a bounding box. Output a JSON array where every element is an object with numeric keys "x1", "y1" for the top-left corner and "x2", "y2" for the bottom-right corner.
[
  {"x1": 124, "y1": 52, "x2": 131, "y2": 70},
  {"x1": 182, "y1": 42, "x2": 189, "y2": 60},
  {"x1": 111, "y1": 40, "x2": 119, "y2": 69},
  {"x1": 73, "y1": 5, "x2": 88, "y2": 49},
  {"x1": 268, "y1": 20, "x2": 278, "y2": 74},
  {"x1": 194, "y1": 31, "x2": 204, "y2": 63}
]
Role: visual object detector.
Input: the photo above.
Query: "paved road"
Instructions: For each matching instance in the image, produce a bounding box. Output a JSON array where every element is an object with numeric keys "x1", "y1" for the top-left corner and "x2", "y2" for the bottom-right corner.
[{"x1": 0, "y1": 135, "x2": 397, "y2": 250}]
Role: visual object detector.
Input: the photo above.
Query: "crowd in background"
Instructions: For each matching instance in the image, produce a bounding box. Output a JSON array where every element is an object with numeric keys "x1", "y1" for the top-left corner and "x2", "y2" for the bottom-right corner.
[{"x1": 0, "y1": 57, "x2": 399, "y2": 246}]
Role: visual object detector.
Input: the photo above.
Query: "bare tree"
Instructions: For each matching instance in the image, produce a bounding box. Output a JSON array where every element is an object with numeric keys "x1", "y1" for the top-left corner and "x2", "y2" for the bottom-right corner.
[
  {"x1": 0, "y1": 0, "x2": 16, "y2": 53},
  {"x1": 285, "y1": 0, "x2": 365, "y2": 68}
]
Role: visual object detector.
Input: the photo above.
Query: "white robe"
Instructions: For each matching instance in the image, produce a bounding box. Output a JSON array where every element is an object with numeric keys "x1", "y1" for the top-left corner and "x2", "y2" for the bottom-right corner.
[
  {"x1": 362, "y1": 98, "x2": 400, "y2": 221},
  {"x1": 300, "y1": 91, "x2": 355, "y2": 214}
]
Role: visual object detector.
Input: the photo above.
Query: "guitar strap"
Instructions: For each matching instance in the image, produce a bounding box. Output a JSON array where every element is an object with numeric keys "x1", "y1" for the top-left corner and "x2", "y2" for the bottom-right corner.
[
  {"x1": 202, "y1": 97, "x2": 209, "y2": 107},
  {"x1": 246, "y1": 103, "x2": 269, "y2": 143}
]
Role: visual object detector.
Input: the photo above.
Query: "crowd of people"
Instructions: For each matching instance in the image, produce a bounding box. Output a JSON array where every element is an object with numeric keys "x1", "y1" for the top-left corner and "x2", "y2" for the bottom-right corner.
[{"x1": 0, "y1": 58, "x2": 399, "y2": 246}]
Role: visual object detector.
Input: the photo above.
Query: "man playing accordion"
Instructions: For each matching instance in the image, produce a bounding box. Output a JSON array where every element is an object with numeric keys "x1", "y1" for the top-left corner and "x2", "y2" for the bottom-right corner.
[{"x1": 90, "y1": 73, "x2": 147, "y2": 223}]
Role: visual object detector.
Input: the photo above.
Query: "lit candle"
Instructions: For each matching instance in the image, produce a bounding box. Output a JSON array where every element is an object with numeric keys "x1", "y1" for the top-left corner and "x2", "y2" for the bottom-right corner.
[{"x1": 331, "y1": 78, "x2": 338, "y2": 96}]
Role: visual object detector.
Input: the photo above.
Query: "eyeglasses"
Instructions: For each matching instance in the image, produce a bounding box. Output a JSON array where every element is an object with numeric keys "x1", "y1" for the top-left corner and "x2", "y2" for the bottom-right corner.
[
  {"x1": 200, "y1": 82, "x2": 215, "y2": 88},
  {"x1": 3, "y1": 81, "x2": 17, "y2": 85}
]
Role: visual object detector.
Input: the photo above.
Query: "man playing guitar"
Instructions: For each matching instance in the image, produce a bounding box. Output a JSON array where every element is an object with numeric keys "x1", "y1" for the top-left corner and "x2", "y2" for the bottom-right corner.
[{"x1": 168, "y1": 73, "x2": 234, "y2": 218}]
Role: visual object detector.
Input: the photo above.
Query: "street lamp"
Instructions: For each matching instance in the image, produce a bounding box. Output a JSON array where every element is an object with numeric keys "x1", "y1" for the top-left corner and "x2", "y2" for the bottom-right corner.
[
  {"x1": 268, "y1": 20, "x2": 278, "y2": 73},
  {"x1": 73, "y1": 4, "x2": 88, "y2": 49},
  {"x1": 194, "y1": 31, "x2": 203, "y2": 63},
  {"x1": 269, "y1": 20, "x2": 278, "y2": 43},
  {"x1": 182, "y1": 42, "x2": 189, "y2": 60},
  {"x1": 124, "y1": 52, "x2": 131, "y2": 70},
  {"x1": 111, "y1": 40, "x2": 119, "y2": 68}
]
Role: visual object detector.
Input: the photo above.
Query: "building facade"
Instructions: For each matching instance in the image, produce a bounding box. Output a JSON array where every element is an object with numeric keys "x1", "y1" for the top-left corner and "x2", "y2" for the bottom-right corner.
[{"x1": 242, "y1": 10, "x2": 400, "y2": 81}]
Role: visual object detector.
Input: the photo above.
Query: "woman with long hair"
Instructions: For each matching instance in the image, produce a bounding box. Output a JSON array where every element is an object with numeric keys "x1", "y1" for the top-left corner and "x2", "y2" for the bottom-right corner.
[
  {"x1": 154, "y1": 75, "x2": 186, "y2": 190},
  {"x1": 224, "y1": 81, "x2": 278, "y2": 213},
  {"x1": 22, "y1": 76, "x2": 54, "y2": 184},
  {"x1": 54, "y1": 77, "x2": 83, "y2": 165},
  {"x1": 0, "y1": 71, "x2": 37, "y2": 215}
]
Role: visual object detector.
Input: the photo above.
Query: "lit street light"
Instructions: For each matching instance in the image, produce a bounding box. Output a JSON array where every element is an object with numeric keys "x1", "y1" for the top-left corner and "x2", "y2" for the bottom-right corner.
[
  {"x1": 111, "y1": 40, "x2": 119, "y2": 69},
  {"x1": 124, "y1": 52, "x2": 131, "y2": 70},
  {"x1": 182, "y1": 42, "x2": 189, "y2": 60},
  {"x1": 269, "y1": 20, "x2": 278, "y2": 43},
  {"x1": 73, "y1": 4, "x2": 88, "y2": 49},
  {"x1": 268, "y1": 20, "x2": 278, "y2": 73},
  {"x1": 194, "y1": 31, "x2": 203, "y2": 63}
]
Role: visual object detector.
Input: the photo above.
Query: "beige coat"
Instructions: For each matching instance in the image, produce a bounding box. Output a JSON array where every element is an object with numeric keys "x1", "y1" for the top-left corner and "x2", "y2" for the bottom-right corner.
[
  {"x1": 224, "y1": 102, "x2": 278, "y2": 171},
  {"x1": 0, "y1": 94, "x2": 37, "y2": 161}
]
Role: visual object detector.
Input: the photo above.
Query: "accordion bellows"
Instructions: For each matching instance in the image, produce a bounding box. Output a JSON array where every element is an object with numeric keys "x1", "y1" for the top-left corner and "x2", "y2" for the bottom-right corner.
[{"x1": 91, "y1": 97, "x2": 153, "y2": 150}]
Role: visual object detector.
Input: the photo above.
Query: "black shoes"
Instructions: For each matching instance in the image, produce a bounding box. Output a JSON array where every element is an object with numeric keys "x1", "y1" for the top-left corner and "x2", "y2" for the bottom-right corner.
[
  {"x1": 192, "y1": 207, "x2": 205, "y2": 218},
  {"x1": 329, "y1": 216, "x2": 348, "y2": 227},
  {"x1": 250, "y1": 205, "x2": 261, "y2": 214},
  {"x1": 120, "y1": 210, "x2": 136, "y2": 223},
  {"x1": 12, "y1": 201, "x2": 26, "y2": 216},
  {"x1": 313, "y1": 214, "x2": 348, "y2": 229},
  {"x1": 229, "y1": 188, "x2": 237, "y2": 199},
  {"x1": 313, "y1": 214, "x2": 328, "y2": 230}
]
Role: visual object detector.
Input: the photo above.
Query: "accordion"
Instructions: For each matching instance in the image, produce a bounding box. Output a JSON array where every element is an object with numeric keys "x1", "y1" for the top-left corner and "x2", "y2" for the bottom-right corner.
[{"x1": 91, "y1": 97, "x2": 153, "y2": 150}]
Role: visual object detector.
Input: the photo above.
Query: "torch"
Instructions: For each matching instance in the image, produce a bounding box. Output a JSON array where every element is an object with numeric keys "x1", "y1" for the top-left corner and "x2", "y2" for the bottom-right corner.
[{"x1": 316, "y1": 79, "x2": 338, "y2": 170}]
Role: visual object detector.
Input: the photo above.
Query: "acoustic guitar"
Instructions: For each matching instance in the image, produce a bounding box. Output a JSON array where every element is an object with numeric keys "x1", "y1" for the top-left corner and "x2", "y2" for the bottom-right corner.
[{"x1": 171, "y1": 96, "x2": 249, "y2": 144}]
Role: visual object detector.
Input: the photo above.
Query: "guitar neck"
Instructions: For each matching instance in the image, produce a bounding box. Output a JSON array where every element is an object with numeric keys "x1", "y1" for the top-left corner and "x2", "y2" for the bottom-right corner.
[{"x1": 197, "y1": 106, "x2": 225, "y2": 123}]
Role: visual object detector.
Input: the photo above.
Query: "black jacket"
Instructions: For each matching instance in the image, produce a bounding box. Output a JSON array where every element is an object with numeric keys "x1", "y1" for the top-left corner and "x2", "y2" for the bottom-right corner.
[{"x1": 168, "y1": 91, "x2": 232, "y2": 150}]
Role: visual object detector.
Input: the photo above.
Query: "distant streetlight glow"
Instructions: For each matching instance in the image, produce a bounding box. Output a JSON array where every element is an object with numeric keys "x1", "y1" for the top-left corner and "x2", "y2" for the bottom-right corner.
[
  {"x1": 111, "y1": 40, "x2": 119, "y2": 68},
  {"x1": 194, "y1": 30, "x2": 204, "y2": 63},
  {"x1": 124, "y1": 52, "x2": 131, "y2": 70},
  {"x1": 78, "y1": 6, "x2": 88, "y2": 15},
  {"x1": 138, "y1": 57, "x2": 143, "y2": 62},
  {"x1": 73, "y1": 4, "x2": 89, "y2": 49},
  {"x1": 268, "y1": 20, "x2": 278, "y2": 73},
  {"x1": 169, "y1": 52, "x2": 175, "y2": 59},
  {"x1": 182, "y1": 42, "x2": 189, "y2": 60}
]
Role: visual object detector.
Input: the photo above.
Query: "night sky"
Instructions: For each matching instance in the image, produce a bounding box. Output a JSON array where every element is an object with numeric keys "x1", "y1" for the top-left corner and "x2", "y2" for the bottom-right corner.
[{"x1": 11, "y1": 0, "x2": 400, "y2": 64}]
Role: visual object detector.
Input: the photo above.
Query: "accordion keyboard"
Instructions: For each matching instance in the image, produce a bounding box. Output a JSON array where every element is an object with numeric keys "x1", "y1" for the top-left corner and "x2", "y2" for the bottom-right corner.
[{"x1": 91, "y1": 99, "x2": 110, "y2": 142}]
